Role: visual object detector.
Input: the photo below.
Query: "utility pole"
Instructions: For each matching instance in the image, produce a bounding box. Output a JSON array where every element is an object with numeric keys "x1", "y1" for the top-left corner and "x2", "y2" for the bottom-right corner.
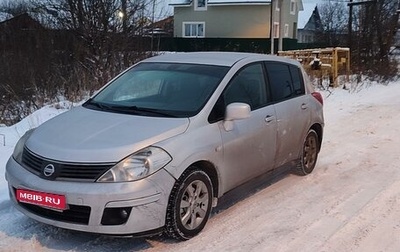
[
  {"x1": 270, "y1": 0, "x2": 275, "y2": 54},
  {"x1": 151, "y1": 0, "x2": 156, "y2": 54},
  {"x1": 121, "y1": 0, "x2": 127, "y2": 32},
  {"x1": 278, "y1": 0, "x2": 283, "y2": 52},
  {"x1": 397, "y1": 0, "x2": 400, "y2": 17},
  {"x1": 347, "y1": 0, "x2": 378, "y2": 66},
  {"x1": 398, "y1": 0, "x2": 400, "y2": 14},
  {"x1": 121, "y1": 0, "x2": 128, "y2": 66},
  {"x1": 348, "y1": 1, "x2": 378, "y2": 48},
  {"x1": 348, "y1": 0, "x2": 353, "y2": 49},
  {"x1": 395, "y1": 0, "x2": 400, "y2": 49}
]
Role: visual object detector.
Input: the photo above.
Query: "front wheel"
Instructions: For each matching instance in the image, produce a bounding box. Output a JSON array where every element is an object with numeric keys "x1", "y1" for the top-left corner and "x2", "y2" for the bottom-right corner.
[
  {"x1": 165, "y1": 168, "x2": 213, "y2": 240},
  {"x1": 294, "y1": 129, "x2": 319, "y2": 176}
]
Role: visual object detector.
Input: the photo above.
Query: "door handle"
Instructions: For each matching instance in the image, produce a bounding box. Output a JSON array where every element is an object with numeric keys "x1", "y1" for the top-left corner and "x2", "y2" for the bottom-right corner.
[
  {"x1": 265, "y1": 115, "x2": 275, "y2": 123},
  {"x1": 301, "y1": 103, "x2": 308, "y2": 110}
]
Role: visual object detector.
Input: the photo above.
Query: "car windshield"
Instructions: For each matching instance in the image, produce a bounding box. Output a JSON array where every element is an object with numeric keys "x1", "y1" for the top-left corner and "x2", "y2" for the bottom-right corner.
[{"x1": 84, "y1": 62, "x2": 229, "y2": 117}]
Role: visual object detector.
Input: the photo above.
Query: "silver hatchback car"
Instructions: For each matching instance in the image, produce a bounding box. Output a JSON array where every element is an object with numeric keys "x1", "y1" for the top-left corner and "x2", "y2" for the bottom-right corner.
[{"x1": 6, "y1": 52, "x2": 324, "y2": 240}]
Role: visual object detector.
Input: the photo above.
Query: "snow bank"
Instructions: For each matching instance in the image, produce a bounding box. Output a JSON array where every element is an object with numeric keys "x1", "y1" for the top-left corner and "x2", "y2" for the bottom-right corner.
[{"x1": 0, "y1": 103, "x2": 69, "y2": 203}]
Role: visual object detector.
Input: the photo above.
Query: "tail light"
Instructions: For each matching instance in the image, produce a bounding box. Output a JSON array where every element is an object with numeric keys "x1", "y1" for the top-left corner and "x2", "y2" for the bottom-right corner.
[{"x1": 312, "y1": 92, "x2": 323, "y2": 105}]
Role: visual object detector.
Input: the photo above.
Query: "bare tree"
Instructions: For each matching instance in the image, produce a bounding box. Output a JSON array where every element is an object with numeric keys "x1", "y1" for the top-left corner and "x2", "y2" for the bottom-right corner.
[
  {"x1": 0, "y1": 0, "x2": 164, "y2": 125},
  {"x1": 318, "y1": 0, "x2": 398, "y2": 79},
  {"x1": 0, "y1": 1, "x2": 57, "y2": 125},
  {"x1": 31, "y1": 0, "x2": 160, "y2": 90},
  {"x1": 0, "y1": 0, "x2": 32, "y2": 16},
  {"x1": 351, "y1": 0, "x2": 398, "y2": 79},
  {"x1": 318, "y1": 1, "x2": 348, "y2": 46}
]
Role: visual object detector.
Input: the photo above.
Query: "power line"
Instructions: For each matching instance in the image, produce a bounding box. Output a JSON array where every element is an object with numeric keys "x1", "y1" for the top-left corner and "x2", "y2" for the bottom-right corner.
[
  {"x1": 302, "y1": 0, "x2": 350, "y2": 3},
  {"x1": 347, "y1": 0, "x2": 376, "y2": 6}
]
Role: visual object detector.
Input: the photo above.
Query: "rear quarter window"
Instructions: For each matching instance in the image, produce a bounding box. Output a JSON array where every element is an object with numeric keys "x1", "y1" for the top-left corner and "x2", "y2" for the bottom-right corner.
[
  {"x1": 289, "y1": 65, "x2": 305, "y2": 96},
  {"x1": 265, "y1": 62, "x2": 305, "y2": 102}
]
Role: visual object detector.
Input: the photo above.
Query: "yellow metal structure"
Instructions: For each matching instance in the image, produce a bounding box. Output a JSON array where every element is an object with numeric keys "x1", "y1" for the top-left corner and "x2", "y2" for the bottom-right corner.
[{"x1": 278, "y1": 47, "x2": 351, "y2": 87}]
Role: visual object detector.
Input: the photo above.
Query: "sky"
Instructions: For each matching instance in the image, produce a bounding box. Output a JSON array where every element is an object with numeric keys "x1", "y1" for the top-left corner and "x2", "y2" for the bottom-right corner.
[{"x1": 299, "y1": 0, "x2": 320, "y2": 28}]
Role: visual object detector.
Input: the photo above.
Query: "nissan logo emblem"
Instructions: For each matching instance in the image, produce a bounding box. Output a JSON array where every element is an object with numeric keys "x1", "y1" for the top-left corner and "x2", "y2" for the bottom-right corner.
[{"x1": 43, "y1": 164, "x2": 55, "y2": 177}]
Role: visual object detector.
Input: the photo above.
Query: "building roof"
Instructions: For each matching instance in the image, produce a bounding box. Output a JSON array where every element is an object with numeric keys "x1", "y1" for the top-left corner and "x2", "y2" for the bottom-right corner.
[
  {"x1": 147, "y1": 16, "x2": 174, "y2": 36},
  {"x1": 0, "y1": 12, "x2": 12, "y2": 23},
  {"x1": 208, "y1": 0, "x2": 271, "y2": 4},
  {"x1": 0, "y1": 13, "x2": 44, "y2": 31},
  {"x1": 169, "y1": 0, "x2": 191, "y2": 6},
  {"x1": 169, "y1": 0, "x2": 272, "y2": 6},
  {"x1": 302, "y1": 6, "x2": 323, "y2": 31}
]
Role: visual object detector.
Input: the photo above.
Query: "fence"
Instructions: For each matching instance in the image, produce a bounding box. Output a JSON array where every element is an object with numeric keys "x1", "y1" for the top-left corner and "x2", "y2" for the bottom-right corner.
[{"x1": 157, "y1": 37, "x2": 299, "y2": 54}]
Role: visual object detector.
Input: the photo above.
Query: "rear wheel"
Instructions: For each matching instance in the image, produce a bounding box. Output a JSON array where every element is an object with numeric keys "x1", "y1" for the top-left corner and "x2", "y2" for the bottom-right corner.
[
  {"x1": 294, "y1": 129, "x2": 319, "y2": 176},
  {"x1": 165, "y1": 168, "x2": 213, "y2": 240}
]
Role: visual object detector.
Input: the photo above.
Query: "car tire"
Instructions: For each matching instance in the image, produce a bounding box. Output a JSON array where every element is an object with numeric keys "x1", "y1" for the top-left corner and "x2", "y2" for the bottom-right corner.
[
  {"x1": 294, "y1": 129, "x2": 319, "y2": 176},
  {"x1": 165, "y1": 168, "x2": 213, "y2": 240}
]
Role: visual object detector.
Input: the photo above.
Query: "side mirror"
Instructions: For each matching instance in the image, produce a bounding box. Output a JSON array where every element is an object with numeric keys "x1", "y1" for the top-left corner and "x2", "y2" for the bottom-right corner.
[{"x1": 223, "y1": 103, "x2": 250, "y2": 131}]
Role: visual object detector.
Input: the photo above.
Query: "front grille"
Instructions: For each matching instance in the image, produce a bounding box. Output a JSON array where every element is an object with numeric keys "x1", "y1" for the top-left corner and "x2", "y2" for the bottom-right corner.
[
  {"x1": 22, "y1": 148, "x2": 116, "y2": 182},
  {"x1": 19, "y1": 202, "x2": 91, "y2": 225}
]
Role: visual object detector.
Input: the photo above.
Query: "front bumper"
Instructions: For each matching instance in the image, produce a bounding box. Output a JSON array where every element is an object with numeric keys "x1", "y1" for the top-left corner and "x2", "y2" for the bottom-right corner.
[{"x1": 5, "y1": 157, "x2": 175, "y2": 235}]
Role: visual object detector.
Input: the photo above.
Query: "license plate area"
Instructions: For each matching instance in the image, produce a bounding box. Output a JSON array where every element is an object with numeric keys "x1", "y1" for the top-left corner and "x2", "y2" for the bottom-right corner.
[{"x1": 16, "y1": 189, "x2": 67, "y2": 211}]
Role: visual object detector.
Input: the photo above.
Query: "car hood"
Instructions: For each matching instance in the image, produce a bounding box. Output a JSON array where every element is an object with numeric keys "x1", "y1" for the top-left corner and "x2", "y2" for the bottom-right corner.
[{"x1": 25, "y1": 106, "x2": 189, "y2": 163}]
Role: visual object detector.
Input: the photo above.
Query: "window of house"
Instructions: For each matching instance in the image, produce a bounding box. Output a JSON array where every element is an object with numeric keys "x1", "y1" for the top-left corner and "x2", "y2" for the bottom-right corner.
[
  {"x1": 183, "y1": 22, "x2": 205, "y2": 38},
  {"x1": 195, "y1": 0, "x2": 207, "y2": 11},
  {"x1": 284, "y1": 24, "x2": 289, "y2": 37},
  {"x1": 273, "y1": 22, "x2": 279, "y2": 38},
  {"x1": 290, "y1": 0, "x2": 296, "y2": 15}
]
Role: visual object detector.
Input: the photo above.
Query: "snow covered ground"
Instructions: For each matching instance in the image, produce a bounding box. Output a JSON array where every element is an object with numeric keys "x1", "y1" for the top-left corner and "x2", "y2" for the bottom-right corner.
[{"x1": 1, "y1": 81, "x2": 400, "y2": 251}]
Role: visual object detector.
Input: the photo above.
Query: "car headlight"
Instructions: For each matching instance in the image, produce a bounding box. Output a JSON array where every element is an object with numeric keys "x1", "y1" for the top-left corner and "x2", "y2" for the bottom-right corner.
[
  {"x1": 13, "y1": 128, "x2": 35, "y2": 164},
  {"x1": 97, "y1": 147, "x2": 172, "y2": 182}
]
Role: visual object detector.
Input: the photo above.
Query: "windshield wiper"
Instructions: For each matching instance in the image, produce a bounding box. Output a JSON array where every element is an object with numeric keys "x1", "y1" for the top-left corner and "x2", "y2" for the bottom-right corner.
[
  {"x1": 85, "y1": 100, "x2": 125, "y2": 113},
  {"x1": 109, "y1": 105, "x2": 177, "y2": 117},
  {"x1": 84, "y1": 99, "x2": 111, "y2": 110},
  {"x1": 84, "y1": 100, "x2": 177, "y2": 117}
]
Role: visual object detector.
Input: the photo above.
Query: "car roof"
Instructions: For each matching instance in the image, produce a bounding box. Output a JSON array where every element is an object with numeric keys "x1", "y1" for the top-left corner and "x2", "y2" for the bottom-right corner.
[{"x1": 142, "y1": 52, "x2": 300, "y2": 67}]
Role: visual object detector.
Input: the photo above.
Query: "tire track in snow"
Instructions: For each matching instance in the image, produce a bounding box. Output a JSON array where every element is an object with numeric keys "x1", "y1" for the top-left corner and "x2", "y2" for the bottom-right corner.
[
  {"x1": 275, "y1": 91, "x2": 400, "y2": 251},
  {"x1": 319, "y1": 179, "x2": 400, "y2": 252}
]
